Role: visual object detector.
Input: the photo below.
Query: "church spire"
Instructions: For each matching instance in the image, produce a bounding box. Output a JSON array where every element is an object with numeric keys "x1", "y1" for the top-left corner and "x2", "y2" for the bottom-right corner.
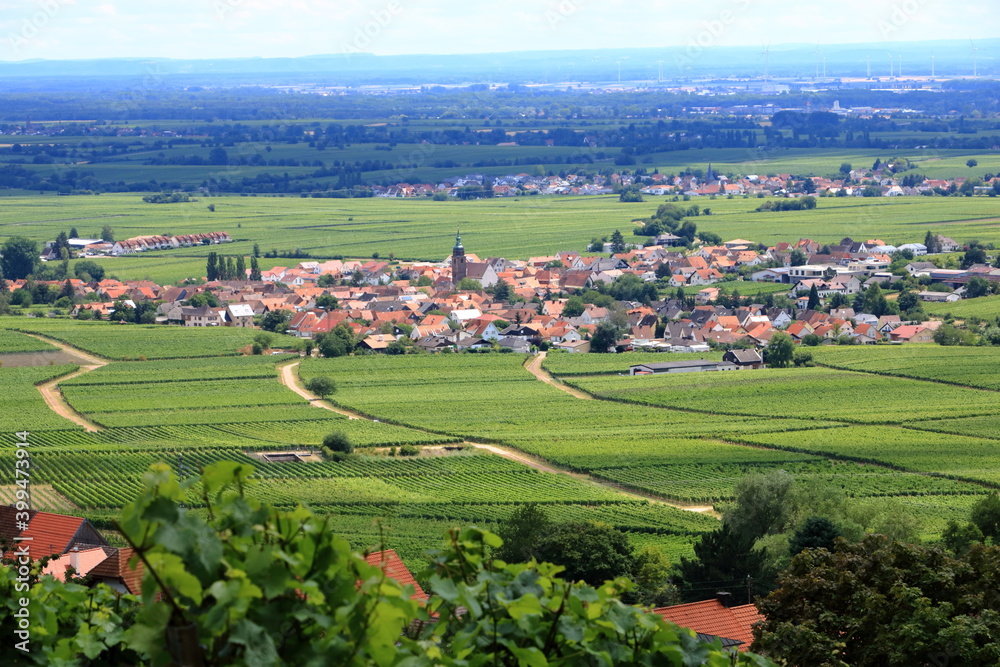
[{"x1": 455, "y1": 227, "x2": 462, "y2": 248}]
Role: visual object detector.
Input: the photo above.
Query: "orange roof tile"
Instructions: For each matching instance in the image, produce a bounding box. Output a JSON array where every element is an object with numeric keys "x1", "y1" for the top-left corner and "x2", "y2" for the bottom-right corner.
[
  {"x1": 364, "y1": 549, "x2": 427, "y2": 601},
  {"x1": 654, "y1": 599, "x2": 764, "y2": 651}
]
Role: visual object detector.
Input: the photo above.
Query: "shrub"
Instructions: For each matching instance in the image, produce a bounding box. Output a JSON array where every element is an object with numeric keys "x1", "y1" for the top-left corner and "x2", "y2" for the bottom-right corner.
[
  {"x1": 322, "y1": 431, "x2": 354, "y2": 456},
  {"x1": 398, "y1": 444, "x2": 419, "y2": 457}
]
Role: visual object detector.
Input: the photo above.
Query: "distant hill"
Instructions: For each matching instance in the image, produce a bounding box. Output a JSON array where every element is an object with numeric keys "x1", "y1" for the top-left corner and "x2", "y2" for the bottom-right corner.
[{"x1": 0, "y1": 39, "x2": 997, "y2": 86}]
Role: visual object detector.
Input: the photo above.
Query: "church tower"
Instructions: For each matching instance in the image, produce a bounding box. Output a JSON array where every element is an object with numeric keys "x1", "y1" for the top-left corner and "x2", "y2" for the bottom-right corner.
[{"x1": 451, "y1": 230, "x2": 467, "y2": 284}]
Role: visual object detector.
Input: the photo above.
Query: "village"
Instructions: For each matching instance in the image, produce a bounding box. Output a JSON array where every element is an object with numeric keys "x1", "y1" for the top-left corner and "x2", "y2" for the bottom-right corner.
[{"x1": 13, "y1": 226, "x2": 997, "y2": 357}]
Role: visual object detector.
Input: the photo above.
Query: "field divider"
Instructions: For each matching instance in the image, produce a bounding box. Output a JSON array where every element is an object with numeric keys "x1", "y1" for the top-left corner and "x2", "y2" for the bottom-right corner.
[{"x1": 282, "y1": 360, "x2": 717, "y2": 514}]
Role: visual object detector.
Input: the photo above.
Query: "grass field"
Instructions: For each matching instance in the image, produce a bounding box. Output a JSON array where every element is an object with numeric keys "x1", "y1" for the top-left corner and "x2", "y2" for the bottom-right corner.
[{"x1": 2, "y1": 191, "x2": 1000, "y2": 284}]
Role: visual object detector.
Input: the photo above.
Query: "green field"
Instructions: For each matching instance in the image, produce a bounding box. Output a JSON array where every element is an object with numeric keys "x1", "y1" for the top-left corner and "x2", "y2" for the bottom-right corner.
[
  {"x1": 923, "y1": 294, "x2": 1000, "y2": 319},
  {"x1": 0, "y1": 328, "x2": 58, "y2": 353},
  {"x1": 5, "y1": 318, "x2": 1000, "y2": 564},
  {"x1": 811, "y1": 345, "x2": 1000, "y2": 390},
  {"x1": 0, "y1": 319, "x2": 258, "y2": 359},
  {"x1": 570, "y1": 366, "x2": 1000, "y2": 423},
  {"x1": 2, "y1": 191, "x2": 1000, "y2": 284}
]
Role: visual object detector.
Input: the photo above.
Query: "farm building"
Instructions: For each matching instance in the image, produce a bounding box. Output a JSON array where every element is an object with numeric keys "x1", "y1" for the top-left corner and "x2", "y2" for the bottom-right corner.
[
  {"x1": 629, "y1": 360, "x2": 736, "y2": 375},
  {"x1": 722, "y1": 349, "x2": 766, "y2": 369}
]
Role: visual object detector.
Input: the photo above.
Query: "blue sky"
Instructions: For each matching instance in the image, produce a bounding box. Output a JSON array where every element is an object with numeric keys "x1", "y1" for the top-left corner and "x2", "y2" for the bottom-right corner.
[{"x1": 0, "y1": 0, "x2": 997, "y2": 61}]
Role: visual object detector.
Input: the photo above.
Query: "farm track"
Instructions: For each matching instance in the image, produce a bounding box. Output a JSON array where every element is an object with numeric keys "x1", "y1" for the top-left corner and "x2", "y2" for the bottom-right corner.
[
  {"x1": 23, "y1": 333, "x2": 107, "y2": 432},
  {"x1": 280, "y1": 360, "x2": 715, "y2": 515},
  {"x1": 523, "y1": 352, "x2": 593, "y2": 399}
]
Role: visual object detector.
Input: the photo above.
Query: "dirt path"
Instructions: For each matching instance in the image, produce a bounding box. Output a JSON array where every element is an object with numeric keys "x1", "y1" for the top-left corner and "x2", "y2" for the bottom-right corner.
[
  {"x1": 523, "y1": 352, "x2": 593, "y2": 400},
  {"x1": 280, "y1": 360, "x2": 714, "y2": 515},
  {"x1": 278, "y1": 361, "x2": 361, "y2": 419},
  {"x1": 22, "y1": 333, "x2": 108, "y2": 432}
]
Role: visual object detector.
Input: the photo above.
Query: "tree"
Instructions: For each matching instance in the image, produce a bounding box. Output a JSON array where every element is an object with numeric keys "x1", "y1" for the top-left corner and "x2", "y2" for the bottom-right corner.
[
  {"x1": 961, "y1": 243, "x2": 987, "y2": 269},
  {"x1": 754, "y1": 535, "x2": 1000, "y2": 666},
  {"x1": 839, "y1": 162, "x2": 852, "y2": 176},
  {"x1": 100, "y1": 225, "x2": 114, "y2": 242},
  {"x1": 315, "y1": 294, "x2": 339, "y2": 310},
  {"x1": 252, "y1": 243, "x2": 261, "y2": 258},
  {"x1": 249, "y1": 255, "x2": 261, "y2": 281},
  {"x1": 455, "y1": 278, "x2": 482, "y2": 291},
  {"x1": 495, "y1": 503, "x2": 550, "y2": 564},
  {"x1": 304, "y1": 376, "x2": 336, "y2": 399},
  {"x1": 862, "y1": 283, "x2": 888, "y2": 317},
  {"x1": 968, "y1": 159, "x2": 979, "y2": 168},
  {"x1": 492, "y1": 278, "x2": 512, "y2": 303},
  {"x1": 590, "y1": 320, "x2": 624, "y2": 353},
  {"x1": 723, "y1": 470, "x2": 796, "y2": 540},
  {"x1": 562, "y1": 296, "x2": 586, "y2": 317},
  {"x1": 322, "y1": 431, "x2": 354, "y2": 455},
  {"x1": 73, "y1": 259, "x2": 105, "y2": 283},
  {"x1": 533, "y1": 521, "x2": 635, "y2": 587},
  {"x1": 1, "y1": 236, "x2": 38, "y2": 280},
  {"x1": 942, "y1": 520, "x2": 984, "y2": 556},
  {"x1": 259, "y1": 309, "x2": 291, "y2": 333},
  {"x1": 934, "y1": 323, "x2": 975, "y2": 346},
  {"x1": 609, "y1": 229, "x2": 626, "y2": 254},
  {"x1": 208, "y1": 146, "x2": 229, "y2": 165},
  {"x1": 897, "y1": 290, "x2": 920, "y2": 312},
  {"x1": 206, "y1": 252, "x2": 219, "y2": 281},
  {"x1": 966, "y1": 276, "x2": 991, "y2": 298},
  {"x1": 924, "y1": 230, "x2": 939, "y2": 254},
  {"x1": 971, "y1": 493, "x2": 1000, "y2": 541},
  {"x1": 765, "y1": 332, "x2": 794, "y2": 368},
  {"x1": 677, "y1": 525, "x2": 769, "y2": 605},
  {"x1": 235, "y1": 255, "x2": 246, "y2": 280},
  {"x1": 789, "y1": 249, "x2": 807, "y2": 266},
  {"x1": 317, "y1": 323, "x2": 357, "y2": 357},
  {"x1": 69, "y1": 226, "x2": 79, "y2": 238},
  {"x1": 697, "y1": 230, "x2": 722, "y2": 245},
  {"x1": 807, "y1": 283, "x2": 820, "y2": 310},
  {"x1": 788, "y1": 516, "x2": 841, "y2": 555}
]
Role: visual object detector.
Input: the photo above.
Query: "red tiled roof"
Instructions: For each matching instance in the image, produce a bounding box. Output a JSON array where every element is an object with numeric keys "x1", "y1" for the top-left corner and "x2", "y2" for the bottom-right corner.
[
  {"x1": 89, "y1": 547, "x2": 145, "y2": 596},
  {"x1": 19, "y1": 511, "x2": 87, "y2": 558},
  {"x1": 654, "y1": 599, "x2": 764, "y2": 651},
  {"x1": 364, "y1": 549, "x2": 427, "y2": 602}
]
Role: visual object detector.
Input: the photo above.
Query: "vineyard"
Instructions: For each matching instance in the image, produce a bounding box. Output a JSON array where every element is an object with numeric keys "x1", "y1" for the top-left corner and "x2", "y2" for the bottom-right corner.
[
  {"x1": 6, "y1": 317, "x2": 1000, "y2": 563},
  {"x1": 0, "y1": 365, "x2": 81, "y2": 432},
  {"x1": 0, "y1": 329, "x2": 58, "y2": 353},
  {"x1": 0, "y1": 319, "x2": 258, "y2": 359},
  {"x1": 569, "y1": 367, "x2": 1000, "y2": 423},
  {"x1": 811, "y1": 345, "x2": 1000, "y2": 391}
]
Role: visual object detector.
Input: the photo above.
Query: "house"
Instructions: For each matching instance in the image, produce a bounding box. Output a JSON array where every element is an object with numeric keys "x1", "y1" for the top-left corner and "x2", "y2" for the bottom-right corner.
[
  {"x1": 905, "y1": 262, "x2": 937, "y2": 277},
  {"x1": 226, "y1": 304, "x2": 256, "y2": 327},
  {"x1": 654, "y1": 595, "x2": 764, "y2": 653},
  {"x1": 629, "y1": 360, "x2": 737, "y2": 375},
  {"x1": 888, "y1": 324, "x2": 934, "y2": 343},
  {"x1": 552, "y1": 339, "x2": 591, "y2": 353},
  {"x1": 181, "y1": 305, "x2": 225, "y2": 327},
  {"x1": 722, "y1": 349, "x2": 765, "y2": 369}
]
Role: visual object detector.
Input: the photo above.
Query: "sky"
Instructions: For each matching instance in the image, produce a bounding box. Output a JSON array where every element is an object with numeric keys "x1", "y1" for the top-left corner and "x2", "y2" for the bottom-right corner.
[{"x1": 0, "y1": 0, "x2": 997, "y2": 62}]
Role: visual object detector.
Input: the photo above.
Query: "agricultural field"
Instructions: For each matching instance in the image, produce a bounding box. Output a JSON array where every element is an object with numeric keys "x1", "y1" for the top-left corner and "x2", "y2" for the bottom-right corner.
[
  {"x1": 0, "y1": 364, "x2": 80, "y2": 432},
  {"x1": 569, "y1": 366, "x2": 1000, "y2": 423},
  {"x1": 298, "y1": 352, "x2": 996, "y2": 538},
  {"x1": 922, "y1": 294, "x2": 1000, "y2": 320},
  {"x1": 0, "y1": 319, "x2": 258, "y2": 359},
  {"x1": 0, "y1": 329, "x2": 58, "y2": 353},
  {"x1": 3, "y1": 191, "x2": 1000, "y2": 284},
  {"x1": 811, "y1": 344, "x2": 1000, "y2": 390}
]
